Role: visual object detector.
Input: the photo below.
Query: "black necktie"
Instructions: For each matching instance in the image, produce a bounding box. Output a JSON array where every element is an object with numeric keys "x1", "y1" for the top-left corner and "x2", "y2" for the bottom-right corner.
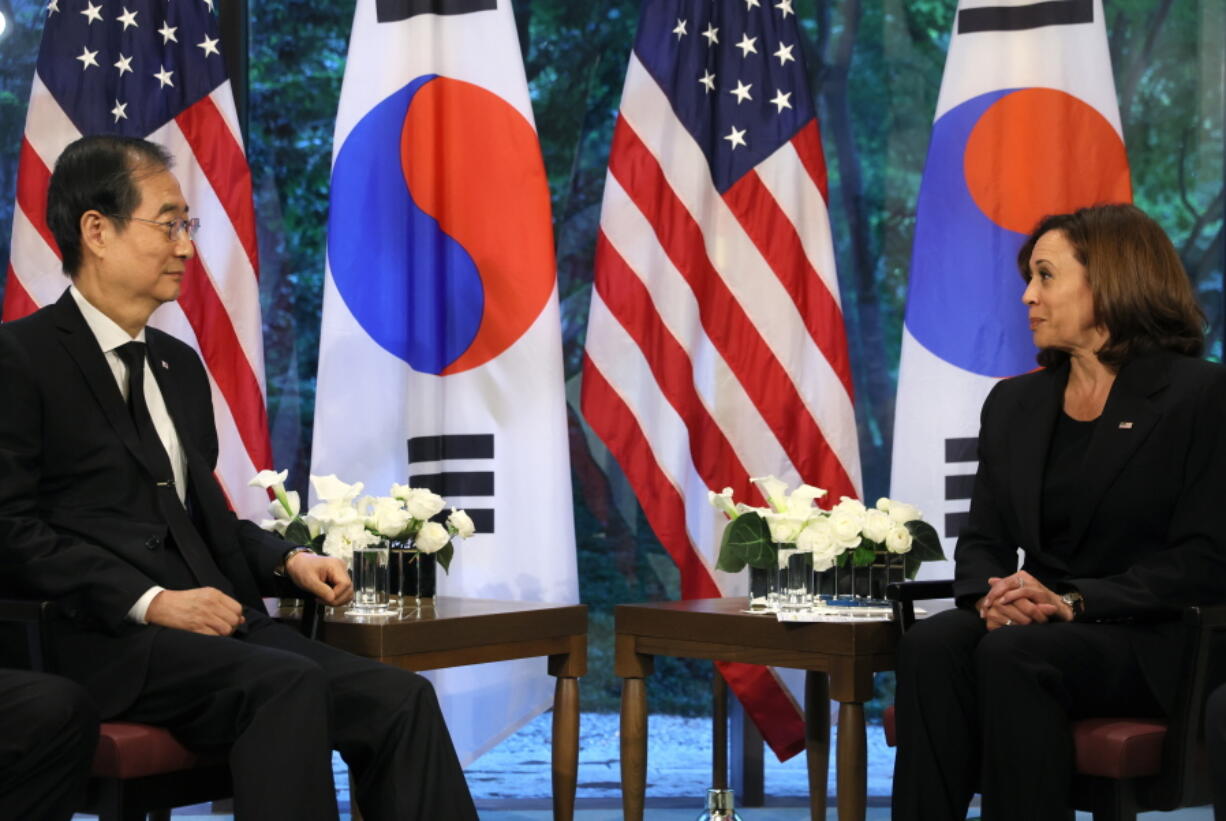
[{"x1": 115, "y1": 342, "x2": 231, "y2": 593}]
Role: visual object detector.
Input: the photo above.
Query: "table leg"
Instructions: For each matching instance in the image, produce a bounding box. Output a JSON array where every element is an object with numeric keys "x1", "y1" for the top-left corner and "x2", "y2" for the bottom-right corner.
[
  {"x1": 805, "y1": 671, "x2": 830, "y2": 821},
  {"x1": 620, "y1": 677, "x2": 647, "y2": 821},
  {"x1": 836, "y1": 701, "x2": 867, "y2": 821},
  {"x1": 551, "y1": 675, "x2": 579, "y2": 821}
]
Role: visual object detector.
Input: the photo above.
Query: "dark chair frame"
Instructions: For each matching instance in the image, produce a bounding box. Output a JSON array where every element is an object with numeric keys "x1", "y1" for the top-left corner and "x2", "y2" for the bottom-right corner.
[
  {"x1": 0, "y1": 592, "x2": 324, "y2": 821},
  {"x1": 886, "y1": 579, "x2": 1226, "y2": 821}
]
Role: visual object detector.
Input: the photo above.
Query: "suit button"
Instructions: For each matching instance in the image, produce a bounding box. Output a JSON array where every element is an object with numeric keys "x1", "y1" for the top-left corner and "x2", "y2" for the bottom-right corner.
[{"x1": 145, "y1": 536, "x2": 162, "y2": 550}]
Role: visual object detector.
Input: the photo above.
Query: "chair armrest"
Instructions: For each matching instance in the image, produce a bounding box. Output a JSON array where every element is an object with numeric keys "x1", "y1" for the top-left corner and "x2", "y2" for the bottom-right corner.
[
  {"x1": 0, "y1": 598, "x2": 56, "y2": 673},
  {"x1": 886, "y1": 580, "x2": 956, "y2": 631}
]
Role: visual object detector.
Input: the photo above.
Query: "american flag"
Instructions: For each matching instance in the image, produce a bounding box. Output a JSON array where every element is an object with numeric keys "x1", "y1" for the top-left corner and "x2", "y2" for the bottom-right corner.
[
  {"x1": 581, "y1": 0, "x2": 861, "y2": 759},
  {"x1": 5, "y1": 0, "x2": 272, "y2": 516}
]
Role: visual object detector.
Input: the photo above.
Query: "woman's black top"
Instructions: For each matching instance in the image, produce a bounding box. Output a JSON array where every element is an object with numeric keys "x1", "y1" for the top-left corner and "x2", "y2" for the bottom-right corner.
[{"x1": 1040, "y1": 411, "x2": 1097, "y2": 562}]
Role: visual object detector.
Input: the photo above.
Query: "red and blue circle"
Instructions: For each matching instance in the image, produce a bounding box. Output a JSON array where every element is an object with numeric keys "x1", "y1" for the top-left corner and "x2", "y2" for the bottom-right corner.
[
  {"x1": 906, "y1": 87, "x2": 1132, "y2": 377},
  {"x1": 328, "y1": 75, "x2": 556, "y2": 375}
]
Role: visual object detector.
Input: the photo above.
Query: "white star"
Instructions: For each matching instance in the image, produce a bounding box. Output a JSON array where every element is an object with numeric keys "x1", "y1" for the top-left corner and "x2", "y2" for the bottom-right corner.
[
  {"x1": 75, "y1": 46, "x2": 99, "y2": 70},
  {"x1": 702, "y1": 23, "x2": 719, "y2": 46},
  {"x1": 153, "y1": 65, "x2": 175, "y2": 88},
  {"x1": 117, "y1": 7, "x2": 138, "y2": 29},
  {"x1": 735, "y1": 33, "x2": 758, "y2": 58},
  {"x1": 79, "y1": 1, "x2": 102, "y2": 24},
  {"x1": 729, "y1": 79, "x2": 753, "y2": 104},
  {"x1": 46, "y1": 0, "x2": 59, "y2": 15},
  {"x1": 724, "y1": 126, "x2": 747, "y2": 150},
  {"x1": 774, "y1": 42, "x2": 795, "y2": 66},
  {"x1": 111, "y1": 100, "x2": 128, "y2": 122},
  {"x1": 698, "y1": 69, "x2": 716, "y2": 93},
  {"x1": 744, "y1": 0, "x2": 760, "y2": 8},
  {"x1": 775, "y1": 0, "x2": 795, "y2": 18},
  {"x1": 197, "y1": 34, "x2": 220, "y2": 57},
  {"x1": 770, "y1": 89, "x2": 793, "y2": 113},
  {"x1": 672, "y1": 19, "x2": 687, "y2": 39},
  {"x1": 114, "y1": 53, "x2": 133, "y2": 75},
  {"x1": 158, "y1": 21, "x2": 178, "y2": 44},
  {"x1": 203, "y1": 0, "x2": 215, "y2": 11}
]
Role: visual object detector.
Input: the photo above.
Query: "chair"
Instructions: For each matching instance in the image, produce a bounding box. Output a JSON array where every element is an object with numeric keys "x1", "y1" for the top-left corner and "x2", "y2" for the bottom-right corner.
[
  {"x1": 0, "y1": 593, "x2": 324, "y2": 821},
  {"x1": 881, "y1": 580, "x2": 1226, "y2": 821}
]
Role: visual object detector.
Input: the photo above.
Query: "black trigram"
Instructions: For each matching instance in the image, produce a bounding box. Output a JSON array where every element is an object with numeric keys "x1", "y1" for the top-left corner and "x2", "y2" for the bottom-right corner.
[
  {"x1": 944, "y1": 437, "x2": 979, "y2": 538},
  {"x1": 376, "y1": 0, "x2": 497, "y2": 24},
  {"x1": 407, "y1": 433, "x2": 495, "y2": 533},
  {"x1": 958, "y1": 0, "x2": 1093, "y2": 34}
]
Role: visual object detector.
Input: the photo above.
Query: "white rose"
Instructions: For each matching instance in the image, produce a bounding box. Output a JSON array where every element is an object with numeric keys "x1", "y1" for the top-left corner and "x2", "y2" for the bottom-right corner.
[
  {"x1": 886, "y1": 500, "x2": 922, "y2": 525},
  {"x1": 833, "y1": 496, "x2": 867, "y2": 518},
  {"x1": 828, "y1": 509, "x2": 864, "y2": 548},
  {"x1": 323, "y1": 521, "x2": 379, "y2": 565},
  {"x1": 389, "y1": 482, "x2": 413, "y2": 501},
  {"x1": 414, "y1": 521, "x2": 451, "y2": 553},
  {"x1": 862, "y1": 509, "x2": 892, "y2": 544},
  {"x1": 764, "y1": 511, "x2": 807, "y2": 544},
  {"x1": 249, "y1": 469, "x2": 289, "y2": 490},
  {"x1": 750, "y1": 475, "x2": 789, "y2": 513},
  {"x1": 708, "y1": 487, "x2": 739, "y2": 519},
  {"x1": 404, "y1": 488, "x2": 447, "y2": 520},
  {"x1": 885, "y1": 523, "x2": 914, "y2": 554},
  {"x1": 368, "y1": 496, "x2": 413, "y2": 538},
  {"x1": 447, "y1": 508, "x2": 476, "y2": 539},
  {"x1": 310, "y1": 474, "x2": 364, "y2": 504},
  {"x1": 797, "y1": 519, "x2": 841, "y2": 572}
]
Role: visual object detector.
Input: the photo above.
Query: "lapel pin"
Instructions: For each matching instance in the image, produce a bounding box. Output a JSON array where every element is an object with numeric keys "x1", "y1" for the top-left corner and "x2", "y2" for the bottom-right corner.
[
  {"x1": 161, "y1": 360, "x2": 169, "y2": 370},
  {"x1": 1118, "y1": 421, "x2": 1134, "y2": 429}
]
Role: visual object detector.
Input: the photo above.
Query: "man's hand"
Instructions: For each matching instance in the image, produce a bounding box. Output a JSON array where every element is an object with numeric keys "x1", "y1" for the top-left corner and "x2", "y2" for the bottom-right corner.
[
  {"x1": 146, "y1": 588, "x2": 245, "y2": 636},
  {"x1": 976, "y1": 570, "x2": 1070, "y2": 630},
  {"x1": 286, "y1": 551, "x2": 353, "y2": 607}
]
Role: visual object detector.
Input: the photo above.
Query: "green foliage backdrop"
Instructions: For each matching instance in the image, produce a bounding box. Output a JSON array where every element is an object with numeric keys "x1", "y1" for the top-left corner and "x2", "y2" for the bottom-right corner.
[{"x1": 0, "y1": 0, "x2": 1222, "y2": 714}]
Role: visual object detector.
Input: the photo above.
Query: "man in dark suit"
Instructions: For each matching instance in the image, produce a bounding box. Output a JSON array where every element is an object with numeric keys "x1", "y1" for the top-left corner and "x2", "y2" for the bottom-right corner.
[
  {"x1": 0, "y1": 135, "x2": 477, "y2": 820},
  {"x1": 0, "y1": 670, "x2": 97, "y2": 820},
  {"x1": 1210, "y1": 683, "x2": 1226, "y2": 820}
]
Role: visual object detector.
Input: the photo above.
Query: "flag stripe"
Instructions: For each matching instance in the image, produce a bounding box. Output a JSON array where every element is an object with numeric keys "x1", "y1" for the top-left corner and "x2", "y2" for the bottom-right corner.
[
  {"x1": 722, "y1": 169, "x2": 854, "y2": 399},
  {"x1": 0, "y1": 265, "x2": 38, "y2": 323},
  {"x1": 608, "y1": 117, "x2": 857, "y2": 498},
  {"x1": 581, "y1": 354, "x2": 803, "y2": 757},
  {"x1": 15, "y1": 139, "x2": 55, "y2": 256},
  {"x1": 593, "y1": 231, "x2": 760, "y2": 504},
  {"x1": 174, "y1": 94, "x2": 260, "y2": 276},
  {"x1": 790, "y1": 119, "x2": 830, "y2": 202}
]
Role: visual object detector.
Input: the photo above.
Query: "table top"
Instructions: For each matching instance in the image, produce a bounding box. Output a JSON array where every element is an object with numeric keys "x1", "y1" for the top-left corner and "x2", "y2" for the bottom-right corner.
[
  {"x1": 615, "y1": 597, "x2": 898, "y2": 659},
  {"x1": 275, "y1": 596, "x2": 587, "y2": 661}
]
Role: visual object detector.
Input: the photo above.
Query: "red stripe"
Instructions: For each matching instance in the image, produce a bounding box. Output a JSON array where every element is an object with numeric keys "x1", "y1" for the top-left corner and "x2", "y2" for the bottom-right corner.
[
  {"x1": 1, "y1": 266, "x2": 40, "y2": 322},
  {"x1": 791, "y1": 120, "x2": 829, "y2": 202},
  {"x1": 608, "y1": 118, "x2": 856, "y2": 498},
  {"x1": 580, "y1": 356, "x2": 805, "y2": 759},
  {"x1": 177, "y1": 256, "x2": 271, "y2": 471},
  {"x1": 175, "y1": 95, "x2": 260, "y2": 277},
  {"x1": 15, "y1": 138, "x2": 58, "y2": 258},
  {"x1": 592, "y1": 232, "x2": 761, "y2": 505},
  {"x1": 723, "y1": 170, "x2": 855, "y2": 400}
]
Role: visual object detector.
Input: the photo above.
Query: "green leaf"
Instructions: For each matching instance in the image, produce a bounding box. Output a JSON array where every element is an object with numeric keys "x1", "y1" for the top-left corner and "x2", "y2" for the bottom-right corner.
[
  {"x1": 284, "y1": 519, "x2": 311, "y2": 546},
  {"x1": 906, "y1": 520, "x2": 945, "y2": 563},
  {"x1": 714, "y1": 512, "x2": 775, "y2": 572},
  {"x1": 435, "y1": 541, "x2": 455, "y2": 573},
  {"x1": 852, "y1": 543, "x2": 877, "y2": 567}
]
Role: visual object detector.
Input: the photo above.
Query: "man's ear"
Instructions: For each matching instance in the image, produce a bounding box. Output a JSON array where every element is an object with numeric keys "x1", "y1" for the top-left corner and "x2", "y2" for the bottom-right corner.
[{"x1": 79, "y1": 210, "x2": 111, "y2": 258}]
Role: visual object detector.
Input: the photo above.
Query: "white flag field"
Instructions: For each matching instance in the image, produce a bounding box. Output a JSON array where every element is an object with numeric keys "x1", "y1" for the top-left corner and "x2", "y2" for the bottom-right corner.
[
  {"x1": 890, "y1": 0, "x2": 1132, "y2": 573},
  {"x1": 311, "y1": 0, "x2": 578, "y2": 764}
]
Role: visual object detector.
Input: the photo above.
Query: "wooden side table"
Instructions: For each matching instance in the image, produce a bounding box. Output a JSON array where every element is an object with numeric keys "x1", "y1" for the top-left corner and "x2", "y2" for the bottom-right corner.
[
  {"x1": 278, "y1": 597, "x2": 587, "y2": 820},
  {"x1": 615, "y1": 598, "x2": 897, "y2": 821}
]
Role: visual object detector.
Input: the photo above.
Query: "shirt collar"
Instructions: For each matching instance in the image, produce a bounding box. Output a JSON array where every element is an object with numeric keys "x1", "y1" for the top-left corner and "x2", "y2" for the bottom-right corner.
[{"x1": 69, "y1": 285, "x2": 146, "y2": 354}]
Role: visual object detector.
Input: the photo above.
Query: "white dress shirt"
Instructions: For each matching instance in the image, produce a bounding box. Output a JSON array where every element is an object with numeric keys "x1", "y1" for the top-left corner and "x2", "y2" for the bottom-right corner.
[{"x1": 69, "y1": 286, "x2": 186, "y2": 622}]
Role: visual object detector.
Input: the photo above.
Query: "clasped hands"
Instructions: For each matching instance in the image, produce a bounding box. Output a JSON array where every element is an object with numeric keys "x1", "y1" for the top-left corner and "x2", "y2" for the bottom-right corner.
[
  {"x1": 146, "y1": 551, "x2": 354, "y2": 636},
  {"x1": 975, "y1": 570, "x2": 1075, "y2": 631}
]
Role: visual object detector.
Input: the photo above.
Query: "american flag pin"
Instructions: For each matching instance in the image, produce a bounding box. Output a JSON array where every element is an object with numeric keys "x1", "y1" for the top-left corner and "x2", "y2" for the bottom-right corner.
[{"x1": 1118, "y1": 421, "x2": 1133, "y2": 429}]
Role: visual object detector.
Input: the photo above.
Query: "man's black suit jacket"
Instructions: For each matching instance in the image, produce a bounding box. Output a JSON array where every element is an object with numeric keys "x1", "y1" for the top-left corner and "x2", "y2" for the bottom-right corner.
[
  {"x1": 952, "y1": 350, "x2": 1226, "y2": 709},
  {"x1": 0, "y1": 290, "x2": 288, "y2": 716}
]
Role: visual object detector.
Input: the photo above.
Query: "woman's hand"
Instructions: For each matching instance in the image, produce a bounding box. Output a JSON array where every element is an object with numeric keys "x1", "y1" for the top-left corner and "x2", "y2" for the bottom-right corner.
[{"x1": 976, "y1": 571, "x2": 1072, "y2": 630}]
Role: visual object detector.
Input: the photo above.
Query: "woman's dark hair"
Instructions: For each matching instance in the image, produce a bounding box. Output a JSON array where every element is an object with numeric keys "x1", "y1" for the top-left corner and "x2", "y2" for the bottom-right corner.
[
  {"x1": 46, "y1": 135, "x2": 174, "y2": 276},
  {"x1": 1016, "y1": 203, "x2": 1204, "y2": 370}
]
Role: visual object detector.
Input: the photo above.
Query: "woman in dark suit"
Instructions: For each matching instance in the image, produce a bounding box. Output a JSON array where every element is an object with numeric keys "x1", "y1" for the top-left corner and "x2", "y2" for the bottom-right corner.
[{"x1": 891, "y1": 203, "x2": 1226, "y2": 820}]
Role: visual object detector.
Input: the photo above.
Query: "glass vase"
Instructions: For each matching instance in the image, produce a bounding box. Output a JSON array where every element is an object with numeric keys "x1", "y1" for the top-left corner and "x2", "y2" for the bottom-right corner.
[
  {"x1": 349, "y1": 544, "x2": 391, "y2": 615},
  {"x1": 865, "y1": 550, "x2": 904, "y2": 606},
  {"x1": 408, "y1": 551, "x2": 437, "y2": 604},
  {"x1": 747, "y1": 565, "x2": 771, "y2": 610},
  {"x1": 781, "y1": 549, "x2": 812, "y2": 611}
]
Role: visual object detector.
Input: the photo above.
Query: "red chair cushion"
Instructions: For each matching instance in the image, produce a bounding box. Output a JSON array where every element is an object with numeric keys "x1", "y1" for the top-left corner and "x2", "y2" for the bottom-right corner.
[
  {"x1": 884, "y1": 707, "x2": 1165, "y2": 780},
  {"x1": 92, "y1": 722, "x2": 221, "y2": 779},
  {"x1": 1072, "y1": 717, "x2": 1167, "y2": 779}
]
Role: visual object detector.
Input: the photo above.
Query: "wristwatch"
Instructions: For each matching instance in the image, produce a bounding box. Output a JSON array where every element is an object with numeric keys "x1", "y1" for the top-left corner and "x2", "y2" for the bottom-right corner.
[
  {"x1": 275, "y1": 546, "x2": 314, "y2": 577},
  {"x1": 1060, "y1": 589, "x2": 1086, "y2": 618}
]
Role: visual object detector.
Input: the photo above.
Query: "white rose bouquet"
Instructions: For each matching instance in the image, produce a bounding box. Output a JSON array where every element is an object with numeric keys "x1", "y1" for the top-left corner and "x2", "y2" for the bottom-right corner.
[{"x1": 251, "y1": 470, "x2": 475, "y2": 572}]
